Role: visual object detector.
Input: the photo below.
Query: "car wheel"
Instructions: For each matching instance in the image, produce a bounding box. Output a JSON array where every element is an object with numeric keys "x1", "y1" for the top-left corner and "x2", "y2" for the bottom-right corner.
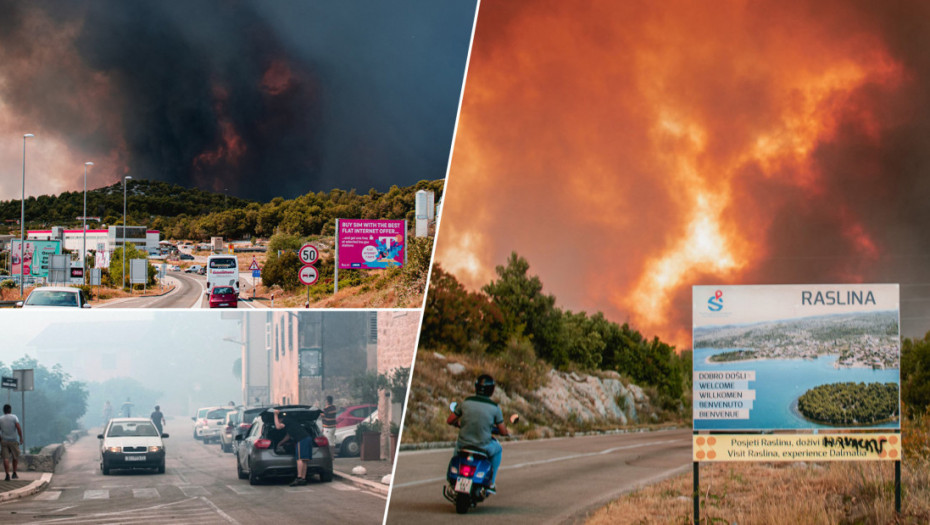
[
  {"x1": 248, "y1": 459, "x2": 261, "y2": 486},
  {"x1": 341, "y1": 437, "x2": 359, "y2": 457},
  {"x1": 157, "y1": 460, "x2": 166, "y2": 474},
  {"x1": 101, "y1": 460, "x2": 110, "y2": 475},
  {"x1": 319, "y1": 470, "x2": 333, "y2": 483}
]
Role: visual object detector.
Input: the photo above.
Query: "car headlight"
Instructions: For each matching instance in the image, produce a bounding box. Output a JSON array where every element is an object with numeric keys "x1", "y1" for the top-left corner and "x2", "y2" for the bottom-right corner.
[
  {"x1": 148, "y1": 446, "x2": 163, "y2": 453},
  {"x1": 106, "y1": 446, "x2": 121, "y2": 453}
]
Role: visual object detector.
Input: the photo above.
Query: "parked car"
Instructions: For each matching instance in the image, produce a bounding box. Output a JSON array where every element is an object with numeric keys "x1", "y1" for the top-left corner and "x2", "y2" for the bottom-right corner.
[
  {"x1": 98, "y1": 417, "x2": 168, "y2": 474},
  {"x1": 233, "y1": 406, "x2": 268, "y2": 442},
  {"x1": 169, "y1": 265, "x2": 182, "y2": 272},
  {"x1": 335, "y1": 404, "x2": 378, "y2": 428},
  {"x1": 198, "y1": 266, "x2": 207, "y2": 275},
  {"x1": 333, "y1": 409, "x2": 377, "y2": 457},
  {"x1": 235, "y1": 405, "x2": 333, "y2": 485},
  {"x1": 208, "y1": 286, "x2": 238, "y2": 308},
  {"x1": 220, "y1": 409, "x2": 243, "y2": 453},
  {"x1": 17, "y1": 287, "x2": 90, "y2": 308},
  {"x1": 185, "y1": 264, "x2": 202, "y2": 274},
  {"x1": 179, "y1": 253, "x2": 195, "y2": 260},
  {"x1": 193, "y1": 406, "x2": 234, "y2": 443}
]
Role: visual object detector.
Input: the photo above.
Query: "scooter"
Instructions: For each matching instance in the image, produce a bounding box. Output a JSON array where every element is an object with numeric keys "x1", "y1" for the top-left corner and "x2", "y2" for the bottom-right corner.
[{"x1": 442, "y1": 402, "x2": 518, "y2": 514}]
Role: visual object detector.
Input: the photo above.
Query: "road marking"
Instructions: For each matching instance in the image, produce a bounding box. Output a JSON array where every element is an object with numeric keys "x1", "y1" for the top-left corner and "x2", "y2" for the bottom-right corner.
[
  {"x1": 133, "y1": 488, "x2": 159, "y2": 498},
  {"x1": 199, "y1": 495, "x2": 242, "y2": 524},
  {"x1": 225, "y1": 484, "x2": 258, "y2": 495},
  {"x1": 82, "y1": 489, "x2": 108, "y2": 500},
  {"x1": 329, "y1": 483, "x2": 359, "y2": 491},
  {"x1": 33, "y1": 491, "x2": 61, "y2": 501},
  {"x1": 179, "y1": 485, "x2": 210, "y2": 497},
  {"x1": 284, "y1": 486, "x2": 314, "y2": 493}
]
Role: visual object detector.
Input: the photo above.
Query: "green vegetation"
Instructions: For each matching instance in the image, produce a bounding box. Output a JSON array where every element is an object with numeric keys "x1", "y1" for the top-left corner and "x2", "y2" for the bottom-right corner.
[
  {"x1": 0, "y1": 357, "x2": 88, "y2": 449},
  {"x1": 0, "y1": 178, "x2": 444, "y2": 241},
  {"x1": 420, "y1": 252, "x2": 688, "y2": 410},
  {"x1": 797, "y1": 382, "x2": 899, "y2": 425},
  {"x1": 708, "y1": 349, "x2": 758, "y2": 362}
]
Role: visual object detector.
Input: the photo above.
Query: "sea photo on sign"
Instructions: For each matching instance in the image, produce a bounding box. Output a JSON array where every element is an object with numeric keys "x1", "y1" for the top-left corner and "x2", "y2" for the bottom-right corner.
[{"x1": 692, "y1": 284, "x2": 900, "y2": 431}]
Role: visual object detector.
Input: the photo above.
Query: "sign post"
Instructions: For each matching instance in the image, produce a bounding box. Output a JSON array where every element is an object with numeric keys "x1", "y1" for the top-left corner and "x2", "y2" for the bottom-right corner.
[
  {"x1": 249, "y1": 258, "x2": 261, "y2": 300},
  {"x1": 1, "y1": 377, "x2": 17, "y2": 404},
  {"x1": 12, "y1": 369, "x2": 33, "y2": 453},
  {"x1": 691, "y1": 284, "x2": 902, "y2": 521},
  {"x1": 298, "y1": 243, "x2": 320, "y2": 307}
]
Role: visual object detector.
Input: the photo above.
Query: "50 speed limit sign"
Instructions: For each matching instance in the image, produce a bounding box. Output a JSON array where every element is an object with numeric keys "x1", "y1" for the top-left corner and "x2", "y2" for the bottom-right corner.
[
  {"x1": 298, "y1": 265, "x2": 319, "y2": 286},
  {"x1": 299, "y1": 243, "x2": 319, "y2": 265}
]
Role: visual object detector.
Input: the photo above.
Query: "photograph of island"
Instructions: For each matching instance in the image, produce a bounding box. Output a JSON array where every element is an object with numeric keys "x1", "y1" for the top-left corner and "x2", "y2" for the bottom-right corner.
[{"x1": 693, "y1": 284, "x2": 901, "y2": 431}]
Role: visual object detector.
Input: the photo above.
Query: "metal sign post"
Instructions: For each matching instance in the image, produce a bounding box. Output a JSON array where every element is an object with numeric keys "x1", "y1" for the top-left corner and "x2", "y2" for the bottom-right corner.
[
  {"x1": 298, "y1": 244, "x2": 320, "y2": 307},
  {"x1": 13, "y1": 369, "x2": 33, "y2": 452}
]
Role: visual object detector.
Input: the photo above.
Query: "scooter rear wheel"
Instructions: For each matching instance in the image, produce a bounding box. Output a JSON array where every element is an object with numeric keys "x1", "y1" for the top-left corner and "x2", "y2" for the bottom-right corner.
[{"x1": 455, "y1": 492, "x2": 470, "y2": 514}]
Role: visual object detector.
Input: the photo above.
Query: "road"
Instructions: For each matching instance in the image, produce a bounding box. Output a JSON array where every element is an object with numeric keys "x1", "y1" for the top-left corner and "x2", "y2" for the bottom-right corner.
[
  {"x1": 386, "y1": 429, "x2": 692, "y2": 524},
  {"x1": 96, "y1": 271, "x2": 260, "y2": 309},
  {"x1": 0, "y1": 418, "x2": 387, "y2": 524}
]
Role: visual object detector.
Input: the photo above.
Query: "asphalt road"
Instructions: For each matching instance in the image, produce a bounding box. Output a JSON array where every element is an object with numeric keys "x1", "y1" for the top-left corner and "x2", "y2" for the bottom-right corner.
[
  {"x1": 0, "y1": 418, "x2": 387, "y2": 524},
  {"x1": 385, "y1": 429, "x2": 692, "y2": 524},
  {"x1": 96, "y1": 271, "x2": 259, "y2": 309}
]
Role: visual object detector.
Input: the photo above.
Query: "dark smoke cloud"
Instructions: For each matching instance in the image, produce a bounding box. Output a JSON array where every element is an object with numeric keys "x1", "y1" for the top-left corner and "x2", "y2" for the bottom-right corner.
[{"x1": 0, "y1": 0, "x2": 477, "y2": 200}]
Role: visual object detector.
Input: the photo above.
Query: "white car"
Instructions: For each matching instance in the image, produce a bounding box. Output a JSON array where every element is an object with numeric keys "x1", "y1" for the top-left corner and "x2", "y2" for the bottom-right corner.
[
  {"x1": 333, "y1": 410, "x2": 378, "y2": 457},
  {"x1": 193, "y1": 406, "x2": 235, "y2": 443},
  {"x1": 17, "y1": 287, "x2": 90, "y2": 308},
  {"x1": 98, "y1": 418, "x2": 168, "y2": 474}
]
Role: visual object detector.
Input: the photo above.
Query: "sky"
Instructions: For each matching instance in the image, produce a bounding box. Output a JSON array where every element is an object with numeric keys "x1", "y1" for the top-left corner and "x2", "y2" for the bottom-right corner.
[
  {"x1": 0, "y1": 0, "x2": 477, "y2": 202},
  {"x1": 437, "y1": 0, "x2": 930, "y2": 349}
]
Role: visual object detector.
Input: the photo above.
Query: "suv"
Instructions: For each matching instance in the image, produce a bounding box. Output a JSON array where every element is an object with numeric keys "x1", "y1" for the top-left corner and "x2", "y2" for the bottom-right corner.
[
  {"x1": 193, "y1": 406, "x2": 234, "y2": 443},
  {"x1": 235, "y1": 405, "x2": 333, "y2": 485},
  {"x1": 98, "y1": 417, "x2": 168, "y2": 475}
]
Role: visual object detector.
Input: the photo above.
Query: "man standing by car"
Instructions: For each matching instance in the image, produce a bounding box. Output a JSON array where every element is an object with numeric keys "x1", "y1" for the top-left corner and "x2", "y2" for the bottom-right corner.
[
  {"x1": 274, "y1": 409, "x2": 312, "y2": 486},
  {"x1": 0, "y1": 404, "x2": 24, "y2": 481},
  {"x1": 151, "y1": 405, "x2": 166, "y2": 435},
  {"x1": 322, "y1": 396, "x2": 337, "y2": 455}
]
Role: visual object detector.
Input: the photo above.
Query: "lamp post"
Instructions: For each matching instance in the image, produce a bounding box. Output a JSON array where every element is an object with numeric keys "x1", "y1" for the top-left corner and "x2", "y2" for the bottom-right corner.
[
  {"x1": 122, "y1": 175, "x2": 132, "y2": 290},
  {"x1": 82, "y1": 162, "x2": 94, "y2": 285},
  {"x1": 20, "y1": 133, "x2": 34, "y2": 298}
]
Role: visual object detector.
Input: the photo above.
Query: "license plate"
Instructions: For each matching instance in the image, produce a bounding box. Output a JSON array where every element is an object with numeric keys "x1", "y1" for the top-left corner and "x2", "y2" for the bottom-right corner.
[
  {"x1": 125, "y1": 455, "x2": 146, "y2": 462},
  {"x1": 454, "y1": 477, "x2": 472, "y2": 493}
]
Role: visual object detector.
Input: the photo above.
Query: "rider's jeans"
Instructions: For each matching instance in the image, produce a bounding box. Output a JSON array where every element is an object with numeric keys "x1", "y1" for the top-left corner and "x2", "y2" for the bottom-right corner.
[{"x1": 485, "y1": 439, "x2": 502, "y2": 485}]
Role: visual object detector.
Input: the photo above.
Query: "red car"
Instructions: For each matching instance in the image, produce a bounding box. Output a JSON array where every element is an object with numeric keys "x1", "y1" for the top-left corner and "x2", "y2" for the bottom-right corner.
[
  {"x1": 209, "y1": 286, "x2": 238, "y2": 308},
  {"x1": 335, "y1": 404, "x2": 378, "y2": 428}
]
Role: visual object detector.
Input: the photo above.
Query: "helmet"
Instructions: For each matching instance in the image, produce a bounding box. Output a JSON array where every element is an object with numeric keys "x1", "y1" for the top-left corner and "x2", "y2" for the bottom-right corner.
[{"x1": 475, "y1": 374, "x2": 495, "y2": 397}]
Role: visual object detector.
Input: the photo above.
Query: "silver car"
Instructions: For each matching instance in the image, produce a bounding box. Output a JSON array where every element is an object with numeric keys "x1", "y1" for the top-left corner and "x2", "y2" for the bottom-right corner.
[{"x1": 235, "y1": 406, "x2": 333, "y2": 485}]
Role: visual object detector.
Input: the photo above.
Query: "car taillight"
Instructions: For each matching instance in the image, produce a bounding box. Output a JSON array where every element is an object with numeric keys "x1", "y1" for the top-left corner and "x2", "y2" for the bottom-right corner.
[
  {"x1": 238, "y1": 423, "x2": 251, "y2": 431},
  {"x1": 254, "y1": 438, "x2": 272, "y2": 449},
  {"x1": 459, "y1": 464, "x2": 475, "y2": 478},
  {"x1": 314, "y1": 436, "x2": 329, "y2": 447}
]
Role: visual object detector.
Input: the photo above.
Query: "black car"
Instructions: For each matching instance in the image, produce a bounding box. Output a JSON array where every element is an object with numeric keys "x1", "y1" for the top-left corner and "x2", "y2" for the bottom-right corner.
[
  {"x1": 235, "y1": 405, "x2": 333, "y2": 485},
  {"x1": 179, "y1": 253, "x2": 195, "y2": 260}
]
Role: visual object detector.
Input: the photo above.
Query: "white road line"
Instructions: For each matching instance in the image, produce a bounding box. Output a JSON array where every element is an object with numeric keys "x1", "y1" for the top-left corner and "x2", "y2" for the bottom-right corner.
[
  {"x1": 82, "y1": 489, "x2": 108, "y2": 500},
  {"x1": 132, "y1": 488, "x2": 159, "y2": 498},
  {"x1": 179, "y1": 485, "x2": 210, "y2": 497},
  {"x1": 329, "y1": 483, "x2": 360, "y2": 491},
  {"x1": 225, "y1": 484, "x2": 258, "y2": 495},
  {"x1": 33, "y1": 491, "x2": 62, "y2": 501},
  {"x1": 199, "y1": 495, "x2": 242, "y2": 524}
]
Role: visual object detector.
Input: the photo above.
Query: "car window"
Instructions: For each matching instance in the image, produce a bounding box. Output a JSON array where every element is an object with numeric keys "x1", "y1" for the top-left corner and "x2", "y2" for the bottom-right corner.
[
  {"x1": 213, "y1": 287, "x2": 234, "y2": 295},
  {"x1": 197, "y1": 408, "x2": 209, "y2": 418},
  {"x1": 207, "y1": 409, "x2": 231, "y2": 419},
  {"x1": 350, "y1": 408, "x2": 367, "y2": 418},
  {"x1": 108, "y1": 421, "x2": 158, "y2": 437},
  {"x1": 25, "y1": 290, "x2": 78, "y2": 307},
  {"x1": 249, "y1": 420, "x2": 263, "y2": 438},
  {"x1": 209, "y1": 258, "x2": 237, "y2": 269}
]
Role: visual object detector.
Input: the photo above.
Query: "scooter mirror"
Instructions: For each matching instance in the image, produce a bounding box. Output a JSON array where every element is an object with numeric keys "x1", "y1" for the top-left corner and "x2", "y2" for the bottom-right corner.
[
  {"x1": 509, "y1": 414, "x2": 520, "y2": 424},
  {"x1": 449, "y1": 401, "x2": 457, "y2": 412}
]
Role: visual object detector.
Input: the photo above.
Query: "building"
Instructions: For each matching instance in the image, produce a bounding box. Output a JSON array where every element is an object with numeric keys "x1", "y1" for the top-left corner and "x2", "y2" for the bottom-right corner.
[{"x1": 27, "y1": 226, "x2": 160, "y2": 257}]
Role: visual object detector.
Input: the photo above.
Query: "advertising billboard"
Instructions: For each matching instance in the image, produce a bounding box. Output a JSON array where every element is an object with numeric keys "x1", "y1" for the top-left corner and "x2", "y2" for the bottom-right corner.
[
  {"x1": 336, "y1": 219, "x2": 406, "y2": 269},
  {"x1": 11, "y1": 240, "x2": 61, "y2": 279},
  {"x1": 692, "y1": 284, "x2": 900, "y2": 432}
]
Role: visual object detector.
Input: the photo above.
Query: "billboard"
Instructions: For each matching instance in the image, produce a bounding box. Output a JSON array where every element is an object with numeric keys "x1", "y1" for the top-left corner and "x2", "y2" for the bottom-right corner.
[
  {"x1": 11, "y1": 240, "x2": 61, "y2": 279},
  {"x1": 692, "y1": 284, "x2": 900, "y2": 432},
  {"x1": 336, "y1": 219, "x2": 406, "y2": 269}
]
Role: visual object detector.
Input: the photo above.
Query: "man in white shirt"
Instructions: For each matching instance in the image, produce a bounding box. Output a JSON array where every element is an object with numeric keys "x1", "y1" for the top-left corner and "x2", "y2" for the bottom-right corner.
[{"x1": 0, "y1": 404, "x2": 23, "y2": 481}]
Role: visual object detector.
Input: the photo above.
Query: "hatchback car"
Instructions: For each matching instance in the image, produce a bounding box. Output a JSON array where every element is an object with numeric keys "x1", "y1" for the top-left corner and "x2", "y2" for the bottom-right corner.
[
  {"x1": 220, "y1": 409, "x2": 242, "y2": 453},
  {"x1": 336, "y1": 404, "x2": 378, "y2": 428},
  {"x1": 17, "y1": 287, "x2": 90, "y2": 308},
  {"x1": 235, "y1": 405, "x2": 333, "y2": 485},
  {"x1": 185, "y1": 264, "x2": 202, "y2": 273},
  {"x1": 193, "y1": 406, "x2": 234, "y2": 443},
  {"x1": 98, "y1": 417, "x2": 168, "y2": 474},
  {"x1": 179, "y1": 253, "x2": 195, "y2": 260},
  {"x1": 209, "y1": 286, "x2": 238, "y2": 308},
  {"x1": 232, "y1": 406, "x2": 268, "y2": 443}
]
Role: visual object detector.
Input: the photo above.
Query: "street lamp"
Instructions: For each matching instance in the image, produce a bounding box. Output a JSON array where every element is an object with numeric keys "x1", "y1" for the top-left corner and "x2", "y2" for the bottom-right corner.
[
  {"x1": 82, "y1": 162, "x2": 94, "y2": 285},
  {"x1": 122, "y1": 175, "x2": 132, "y2": 290},
  {"x1": 20, "y1": 133, "x2": 34, "y2": 298}
]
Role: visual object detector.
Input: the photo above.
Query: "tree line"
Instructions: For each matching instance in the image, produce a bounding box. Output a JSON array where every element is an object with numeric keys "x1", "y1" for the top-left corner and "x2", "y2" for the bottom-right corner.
[
  {"x1": 419, "y1": 252, "x2": 689, "y2": 409},
  {"x1": 797, "y1": 382, "x2": 899, "y2": 425}
]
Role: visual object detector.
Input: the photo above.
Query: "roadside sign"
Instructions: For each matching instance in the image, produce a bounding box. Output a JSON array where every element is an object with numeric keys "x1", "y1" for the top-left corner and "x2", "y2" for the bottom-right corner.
[
  {"x1": 252, "y1": 269, "x2": 261, "y2": 278},
  {"x1": 248, "y1": 258, "x2": 260, "y2": 271},
  {"x1": 89, "y1": 268, "x2": 102, "y2": 286},
  {"x1": 1, "y1": 377, "x2": 17, "y2": 389},
  {"x1": 130, "y1": 258, "x2": 147, "y2": 284},
  {"x1": 298, "y1": 265, "x2": 319, "y2": 286},
  {"x1": 298, "y1": 244, "x2": 319, "y2": 265}
]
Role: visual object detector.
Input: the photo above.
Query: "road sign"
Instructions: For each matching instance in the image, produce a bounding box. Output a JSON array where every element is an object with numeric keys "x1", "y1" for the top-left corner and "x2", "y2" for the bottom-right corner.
[
  {"x1": 298, "y1": 265, "x2": 319, "y2": 286},
  {"x1": 252, "y1": 269, "x2": 261, "y2": 278},
  {"x1": 248, "y1": 258, "x2": 260, "y2": 271},
  {"x1": 298, "y1": 243, "x2": 319, "y2": 265},
  {"x1": 1, "y1": 377, "x2": 17, "y2": 389}
]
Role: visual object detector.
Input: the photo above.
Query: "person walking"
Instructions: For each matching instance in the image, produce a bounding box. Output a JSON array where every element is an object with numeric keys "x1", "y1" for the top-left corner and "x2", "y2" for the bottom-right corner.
[
  {"x1": 273, "y1": 409, "x2": 312, "y2": 486},
  {"x1": 151, "y1": 405, "x2": 166, "y2": 435},
  {"x1": 121, "y1": 397, "x2": 134, "y2": 417},
  {"x1": 102, "y1": 400, "x2": 113, "y2": 424},
  {"x1": 322, "y1": 396, "x2": 337, "y2": 455},
  {"x1": 0, "y1": 404, "x2": 24, "y2": 481}
]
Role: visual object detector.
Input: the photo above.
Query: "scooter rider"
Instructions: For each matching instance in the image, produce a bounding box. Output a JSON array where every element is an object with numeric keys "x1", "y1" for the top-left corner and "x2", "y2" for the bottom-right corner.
[{"x1": 447, "y1": 374, "x2": 509, "y2": 493}]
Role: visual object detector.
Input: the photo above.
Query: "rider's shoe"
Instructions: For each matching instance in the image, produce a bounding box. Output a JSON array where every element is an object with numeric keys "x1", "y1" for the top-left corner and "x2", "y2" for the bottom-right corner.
[{"x1": 486, "y1": 484, "x2": 496, "y2": 494}]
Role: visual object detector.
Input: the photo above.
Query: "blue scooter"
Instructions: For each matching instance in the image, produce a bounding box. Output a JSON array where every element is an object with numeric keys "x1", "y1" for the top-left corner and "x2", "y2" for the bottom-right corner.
[{"x1": 442, "y1": 402, "x2": 518, "y2": 514}]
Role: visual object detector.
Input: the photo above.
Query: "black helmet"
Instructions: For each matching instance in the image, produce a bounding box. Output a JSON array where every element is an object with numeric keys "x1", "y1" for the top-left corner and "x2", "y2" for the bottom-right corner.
[{"x1": 475, "y1": 374, "x2": 495, "y2": 397}]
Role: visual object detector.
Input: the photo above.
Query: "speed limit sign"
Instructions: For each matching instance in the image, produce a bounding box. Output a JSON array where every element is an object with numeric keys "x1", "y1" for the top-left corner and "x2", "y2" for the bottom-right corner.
[
  {"x1": 298, "y1": 265, "x2": 319, "y2": 286},
  {"x1": 299, "y1": 243, "x2": 319, "y2": 265}
]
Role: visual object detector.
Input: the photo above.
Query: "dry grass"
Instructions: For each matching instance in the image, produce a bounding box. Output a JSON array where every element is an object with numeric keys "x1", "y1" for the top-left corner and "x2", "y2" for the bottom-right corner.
[{"x1": 586, "y1": 411, "x2": 930, "y2": 524}]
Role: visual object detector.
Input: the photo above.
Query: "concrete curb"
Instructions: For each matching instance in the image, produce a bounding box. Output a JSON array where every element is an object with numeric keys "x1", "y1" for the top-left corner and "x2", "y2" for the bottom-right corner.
[
  {"x1": 398, "y1": 425, "x2": 686, "y2": 452},
  {"x1": 332, "y1": 469, "x2": 390, "y2": 496},
  {"x1": 0, "y1": 473, "x2": 52, "y2": 503}
]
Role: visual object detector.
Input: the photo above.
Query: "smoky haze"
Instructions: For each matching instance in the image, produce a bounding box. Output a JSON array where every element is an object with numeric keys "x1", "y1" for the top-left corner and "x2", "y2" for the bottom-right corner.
[
  {"x1": 0, "y1": 310, "x2": 242, "y2": 429},
  {"x1": 439, "y1": 0, "x2": 930, "y2": 348},
  {"x1": 0, "y1": 0, "x2": 477, "y2": 201}
]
